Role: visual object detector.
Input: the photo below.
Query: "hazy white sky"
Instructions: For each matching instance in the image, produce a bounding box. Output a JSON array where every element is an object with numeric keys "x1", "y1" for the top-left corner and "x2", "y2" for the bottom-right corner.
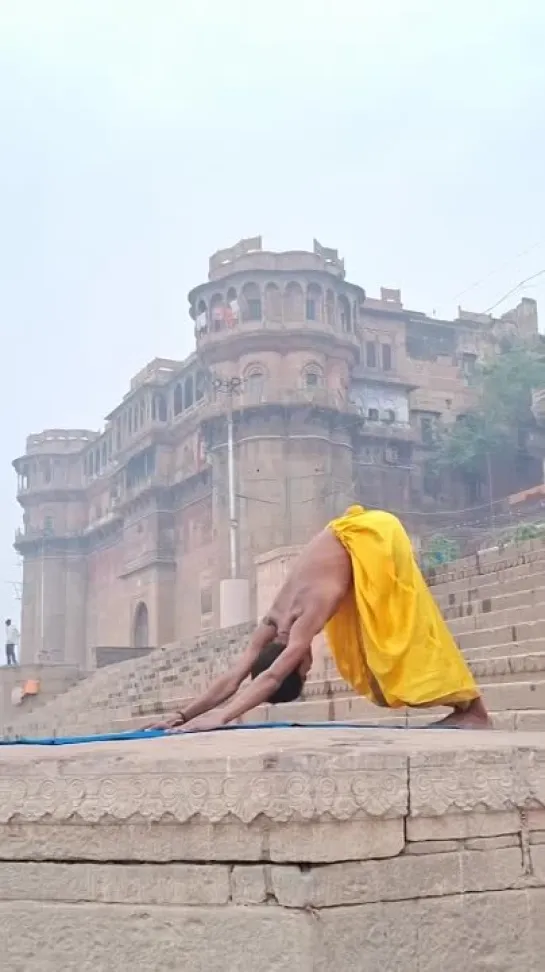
[{"x1": 1, "y1": 0, "x2": 545, "y2": 624}]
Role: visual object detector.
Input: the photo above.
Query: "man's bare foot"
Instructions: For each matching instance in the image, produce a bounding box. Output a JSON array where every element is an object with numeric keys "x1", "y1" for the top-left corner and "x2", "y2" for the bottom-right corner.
[{"x1": 427, "y1": 698, "x2": 492, "y2": 730}]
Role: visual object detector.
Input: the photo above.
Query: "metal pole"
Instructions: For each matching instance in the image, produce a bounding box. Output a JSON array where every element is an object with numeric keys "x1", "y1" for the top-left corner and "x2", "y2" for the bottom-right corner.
[
  {"x1": 486, "y1": 451, "x2": 495, "y2": 531},
  {"x1": 40, "y1": 541, "x2": 45, "y2": 659},
  {"x1": 202, "y1": 369, "x2": 241, "y2": 579},
  {"x1": 227, "y1": 404, "x2": 237, "y2": 578}
]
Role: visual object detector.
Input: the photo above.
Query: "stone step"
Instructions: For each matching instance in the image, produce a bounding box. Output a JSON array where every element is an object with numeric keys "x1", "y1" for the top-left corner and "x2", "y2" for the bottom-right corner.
[
  {"x1": 462, "y1": 638, "x2": 545, "y2": 660},
  {"x1": 406, "y1": 709, "x2": 545, "y2": 732},
  {"x1": 427, "y1": 539, "x2": 545, "y2": 587},
  {"x1": 470, "y1": 651, "x2": 545, "y2": 680},
  {"x1": 100, "y1": 663, "x2": 545, "y2": 741},
  {"x1": 302, "y1": 653, "x2": 545, "y2": 695},
  {"x1": 431, "y1": 559, "x2": 545, "y2": 599},
  {"x1": 457, "y1": 620, "x2": 545, "y2": 653},
  {"x1": 109, "y1": 701, "x2": 545, "y2": 736},
  {"x1": 447, "y1": 603, "x2": 545, "y2": 636},
  {"x1": 481, "y1": 679, "x2": 545, "y2": 710},
  {"x1": 439, "y1": 584, "x2": 545, "y2": 621}
]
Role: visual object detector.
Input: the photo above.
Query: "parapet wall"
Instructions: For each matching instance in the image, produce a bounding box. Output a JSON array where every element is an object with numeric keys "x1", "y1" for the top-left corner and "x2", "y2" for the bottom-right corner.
[{"x1": 0, "y1": 726, "x2": 544, "y2": 971}]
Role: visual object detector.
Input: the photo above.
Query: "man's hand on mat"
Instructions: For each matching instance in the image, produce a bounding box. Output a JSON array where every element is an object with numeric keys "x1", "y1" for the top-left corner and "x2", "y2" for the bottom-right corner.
[{"x1": 167, "y1": 709, "x2": 228, "y2": 734}]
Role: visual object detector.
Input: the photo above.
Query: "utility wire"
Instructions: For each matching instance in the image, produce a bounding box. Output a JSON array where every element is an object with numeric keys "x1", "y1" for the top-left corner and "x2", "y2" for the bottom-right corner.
[
  {"x1": 485, "y1": 268, "x2": 545, "y2": 314},
  {"x1": 449, "y1": 242, "x2": 544, "y2": 304}
]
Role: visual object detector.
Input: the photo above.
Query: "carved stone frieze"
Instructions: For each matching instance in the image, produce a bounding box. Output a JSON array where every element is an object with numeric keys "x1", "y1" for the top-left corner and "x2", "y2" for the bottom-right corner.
[{"x1": 0, "y1": 730, "x2": 544, "y2": 834}]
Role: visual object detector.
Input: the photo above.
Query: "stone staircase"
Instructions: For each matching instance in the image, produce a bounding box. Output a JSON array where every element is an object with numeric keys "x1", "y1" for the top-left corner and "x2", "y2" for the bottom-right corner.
[{"x1": 4, "y1": 537, "x2": 545, "y2": 739}]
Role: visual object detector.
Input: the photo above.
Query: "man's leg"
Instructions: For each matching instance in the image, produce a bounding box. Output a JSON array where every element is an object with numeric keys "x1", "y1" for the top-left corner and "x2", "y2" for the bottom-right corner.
[{"x1": 6, "y1": 645, "x2": 15, "y2": 666}]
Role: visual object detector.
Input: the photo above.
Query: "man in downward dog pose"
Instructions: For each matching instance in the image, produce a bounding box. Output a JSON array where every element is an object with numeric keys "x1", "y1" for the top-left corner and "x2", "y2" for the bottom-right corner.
[{"x1": 152, "y1": 505, "x2": 490, "y2": 733}]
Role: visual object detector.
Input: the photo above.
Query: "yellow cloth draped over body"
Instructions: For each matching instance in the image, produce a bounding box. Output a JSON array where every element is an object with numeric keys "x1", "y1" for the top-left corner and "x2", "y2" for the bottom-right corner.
[{"x1": 324, "y1": 505, "x2": 479, "y2": 709}]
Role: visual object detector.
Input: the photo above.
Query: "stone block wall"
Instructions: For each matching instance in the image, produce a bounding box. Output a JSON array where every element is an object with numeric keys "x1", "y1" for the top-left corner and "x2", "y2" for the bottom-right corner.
[{"x1": 0, "y1": 726, "x2": 544, "y2": 970}]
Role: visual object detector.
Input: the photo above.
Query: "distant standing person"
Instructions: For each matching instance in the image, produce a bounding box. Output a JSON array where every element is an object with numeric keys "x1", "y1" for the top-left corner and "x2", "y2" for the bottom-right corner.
[{"x1": 5, "y1": 619, "x2": 19, "y2": 666}]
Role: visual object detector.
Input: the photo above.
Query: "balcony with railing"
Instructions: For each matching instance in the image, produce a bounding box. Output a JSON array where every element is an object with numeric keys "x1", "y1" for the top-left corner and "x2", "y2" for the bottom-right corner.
[
  {"x1": 193, "y1": 284, "x2": 363, "y2": 354},
  {"x1": 14, "y1": 524, "x2": 84, "y2": 547},
  {"x1": 355, "y1": 419, "x2": 417, "y2": 443}
]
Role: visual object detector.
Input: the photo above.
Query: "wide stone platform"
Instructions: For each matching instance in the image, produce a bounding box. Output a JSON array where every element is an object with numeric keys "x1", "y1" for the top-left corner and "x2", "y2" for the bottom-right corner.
[{"x1": 1, "y1": 725, "x2": 545, "y2": 971}]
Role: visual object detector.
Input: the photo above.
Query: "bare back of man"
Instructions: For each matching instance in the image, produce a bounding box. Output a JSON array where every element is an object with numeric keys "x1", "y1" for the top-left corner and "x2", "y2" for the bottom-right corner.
[{"x1": 264, "y1": 528, "x2": 352, "y2": 642}]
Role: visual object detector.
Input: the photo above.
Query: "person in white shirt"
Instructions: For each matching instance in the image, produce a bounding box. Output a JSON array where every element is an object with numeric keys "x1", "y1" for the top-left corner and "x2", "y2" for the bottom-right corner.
[{"x1": 5, "y1": 619, "x2": 19, "y2": 666}]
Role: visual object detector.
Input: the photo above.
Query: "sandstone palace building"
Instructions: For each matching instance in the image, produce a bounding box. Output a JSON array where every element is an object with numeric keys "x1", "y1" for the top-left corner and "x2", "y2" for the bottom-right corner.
[{"x1": 13, "y1": 238, "x2": 543, "y2": 667}]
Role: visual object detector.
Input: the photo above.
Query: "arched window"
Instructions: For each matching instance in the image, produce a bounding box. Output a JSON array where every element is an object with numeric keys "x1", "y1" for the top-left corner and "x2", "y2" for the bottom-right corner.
[
  {"x1": 241, "y1": 282, "x2": 262, "y2": 321},
  {"x1": 184, "y1": 375, "x2": 194, "y2": 409},
  {"x1": 325, "y1": 289, "x2": 335, "y2": 328},
  {"x1": 210, "y1": 293, "x2": 224, "y2": 332},
  {"x1": 173, "y1": 383, "x2": 183, "y2": 416},
  {"x1": 195, "y1": 371, "x2": 206, "y2": 402},
  {"x1": 226, "y1": 287, "x2": 239, "y2": 324},
  {"x1": 133, "y1": 601, "x2": 149, "y2": 649},
  {"x1": 101, "y1": 441, "x2": 107, "y2": 467},
  {"x1": 196, "y1": 299, "x2": 208, "y2": 332},
  {"x1": 302, "y1": 363, "x2": 324, "y2": 389},
  {"x1": 306, "y1": 283, "x2": 323, "y2": 322},
  {"x1": 244, "y1": 365, "x2": 266, "y2": 403},
  {"x1": 338, "y1": 294, "x2": 352, "y2": 332},
  {"x1": 284, "y1": 282, "x2": 305, "y2": 322},
  {"x1": 264, "y1": 283, "x2": 282, "y2": 322},
  {"x1": 152, "y1": 393, "x2": 167, "y2": 421}
]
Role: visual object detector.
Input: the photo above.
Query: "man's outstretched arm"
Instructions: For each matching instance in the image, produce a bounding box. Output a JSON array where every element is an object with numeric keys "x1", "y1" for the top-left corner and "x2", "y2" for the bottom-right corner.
[
  {"x1": 148, "y1": 620, "x2": 276, "y2": 728},
  {"x1": 210, "y1": 612, "x2": 322, "y2": 727}
]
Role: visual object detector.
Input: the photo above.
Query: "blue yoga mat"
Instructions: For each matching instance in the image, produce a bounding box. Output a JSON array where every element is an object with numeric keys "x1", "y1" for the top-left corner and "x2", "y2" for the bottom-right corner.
[{"x1": 0, "y1": 720, "x2": 462, "y2": 746}]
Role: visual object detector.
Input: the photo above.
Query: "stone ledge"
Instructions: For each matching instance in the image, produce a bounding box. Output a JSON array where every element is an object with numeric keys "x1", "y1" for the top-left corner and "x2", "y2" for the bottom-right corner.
[
  {"x1": 0, "y1": 841, "x2": 542, "y2": 909},
  {"x1": 0, "y1": 727, "x2": 544, "y2": 864}
]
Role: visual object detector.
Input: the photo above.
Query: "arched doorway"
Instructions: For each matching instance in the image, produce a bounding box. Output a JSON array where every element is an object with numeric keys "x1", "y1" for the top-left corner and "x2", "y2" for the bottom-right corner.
[{"x1": 133, "y1": 601, "x2": 149, "y2": 649}]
